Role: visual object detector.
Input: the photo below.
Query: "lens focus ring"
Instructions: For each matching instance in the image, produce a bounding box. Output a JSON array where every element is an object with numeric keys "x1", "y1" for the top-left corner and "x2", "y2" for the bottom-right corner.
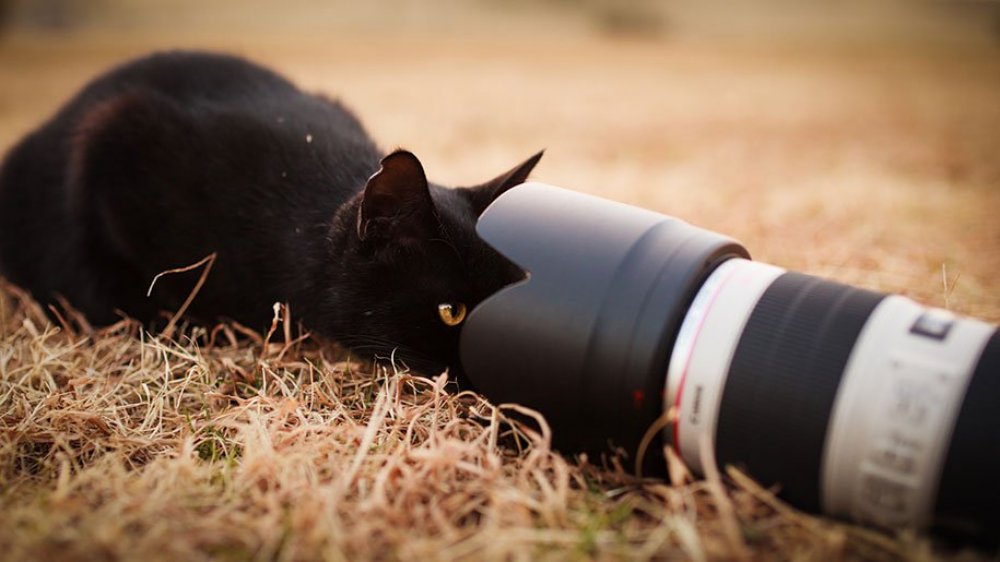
[{"x1": 714, "y1": 272, "x2": 885, "y2": 511}]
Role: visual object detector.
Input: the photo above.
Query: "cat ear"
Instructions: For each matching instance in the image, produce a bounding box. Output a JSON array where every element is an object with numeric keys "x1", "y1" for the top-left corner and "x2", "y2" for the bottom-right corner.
[
  {"x1": 357, "y1": 150, "x2": 438, "y2": 243},
  {"x1": 469, "y1": 150, "x2": 544, "y2": 213}
]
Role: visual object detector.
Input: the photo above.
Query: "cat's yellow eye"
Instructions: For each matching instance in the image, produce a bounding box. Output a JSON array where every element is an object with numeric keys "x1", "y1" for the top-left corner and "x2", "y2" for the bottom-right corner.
[{"x1": 437, "y1": 302, "x2": 467, "y2": 327}]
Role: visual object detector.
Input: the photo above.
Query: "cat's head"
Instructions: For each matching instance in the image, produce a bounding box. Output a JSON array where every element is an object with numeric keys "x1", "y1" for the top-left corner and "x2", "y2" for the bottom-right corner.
[{"x1": 328, "y1": 149, "x2": 543, "y2": 381}]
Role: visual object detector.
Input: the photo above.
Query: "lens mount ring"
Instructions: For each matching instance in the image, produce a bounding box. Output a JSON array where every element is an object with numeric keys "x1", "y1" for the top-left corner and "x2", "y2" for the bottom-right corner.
[{"x1": 665, "y1": 258, "x2": 785, "y2": 474}]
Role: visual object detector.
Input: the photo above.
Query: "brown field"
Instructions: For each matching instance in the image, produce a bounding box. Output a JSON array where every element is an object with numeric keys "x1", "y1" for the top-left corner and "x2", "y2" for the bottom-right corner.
[{"x1": 1, "y1": 23, "x2": 999, "y2": 562}]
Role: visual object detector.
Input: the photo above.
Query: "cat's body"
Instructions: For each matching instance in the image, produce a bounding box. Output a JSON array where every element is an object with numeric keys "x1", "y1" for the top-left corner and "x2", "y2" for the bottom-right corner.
[{"x1": 0, "y1": 51, "x2": 539, "y2": 376}]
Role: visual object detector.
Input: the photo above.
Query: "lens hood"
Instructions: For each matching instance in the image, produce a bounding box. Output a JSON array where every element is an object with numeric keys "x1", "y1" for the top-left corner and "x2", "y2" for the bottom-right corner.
[{"x1": 460, "y1": 183, "x2": 748, "y2": 462}]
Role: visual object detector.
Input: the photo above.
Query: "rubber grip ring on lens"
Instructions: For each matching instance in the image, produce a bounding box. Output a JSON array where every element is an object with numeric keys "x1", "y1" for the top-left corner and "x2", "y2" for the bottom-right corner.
[{"x1": 715, "y1": 272, "x2": 885, "y2": 512}]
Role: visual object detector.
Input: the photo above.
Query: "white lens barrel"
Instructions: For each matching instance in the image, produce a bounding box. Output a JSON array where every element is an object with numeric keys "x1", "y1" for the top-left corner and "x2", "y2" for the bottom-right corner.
[
  {"x1": 822, "y1": 296, "x2": 994, "y2": 530},
  {"x1": 665, "y1": 258, "x2": 999, "y2": 537},
  {"x1": 665, "y1": 259, "x2": 785, "y2": 475}
]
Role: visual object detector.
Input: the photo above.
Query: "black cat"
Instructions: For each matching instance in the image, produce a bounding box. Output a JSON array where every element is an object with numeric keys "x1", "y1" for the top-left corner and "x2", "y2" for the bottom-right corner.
[{"x1": 0, "y1": 50, "x2": 540, "y2": 377}]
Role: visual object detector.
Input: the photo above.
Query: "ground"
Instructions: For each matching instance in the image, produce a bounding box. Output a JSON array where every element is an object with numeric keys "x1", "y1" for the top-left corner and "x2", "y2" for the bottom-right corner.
[{"x1": 0, "y1": 27, "x2": 998, "y2": 561}]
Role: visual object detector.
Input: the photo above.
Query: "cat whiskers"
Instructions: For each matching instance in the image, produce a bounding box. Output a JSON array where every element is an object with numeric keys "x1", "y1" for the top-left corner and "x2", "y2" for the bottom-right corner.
[{"x1": 336, "y1": 334, "x2": 439, "y2": 374}]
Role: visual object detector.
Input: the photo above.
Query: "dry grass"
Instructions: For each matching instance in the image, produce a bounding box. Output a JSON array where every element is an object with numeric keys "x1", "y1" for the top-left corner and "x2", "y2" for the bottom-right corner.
[
  {"x1": 0, "y1": 26, "x2": 998, "y2": 562},
  {"x1": 0, "y1": 283, "x2": 984, "y2": 562}
]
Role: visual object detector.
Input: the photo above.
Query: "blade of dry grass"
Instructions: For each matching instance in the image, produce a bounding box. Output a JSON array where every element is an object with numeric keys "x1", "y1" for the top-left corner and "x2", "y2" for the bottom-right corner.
[{"x1": 146, "y1": 252, "x2": 217, "y2": 340}]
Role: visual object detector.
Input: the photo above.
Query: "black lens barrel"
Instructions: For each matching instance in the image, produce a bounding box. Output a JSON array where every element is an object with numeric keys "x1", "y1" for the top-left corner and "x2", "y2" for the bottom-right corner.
[
  {"x1": 933, "y1": 330, "x2": 1000, "y2": 544},
  {"x1": 460, "y1": 183, "x2": 748, "y2": 459}
]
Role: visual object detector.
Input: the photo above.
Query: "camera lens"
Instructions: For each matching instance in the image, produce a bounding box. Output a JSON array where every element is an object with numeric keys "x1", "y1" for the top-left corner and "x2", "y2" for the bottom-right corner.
[
  {"x1": 667, "y1": 257, "x2": 999, "y2": 539},
  {"x1": 460, "y1": 182, "x2": 747, "y2": 461},
  {"x1": 460, "y1": 182, "x2": 999, "y2": 541}
]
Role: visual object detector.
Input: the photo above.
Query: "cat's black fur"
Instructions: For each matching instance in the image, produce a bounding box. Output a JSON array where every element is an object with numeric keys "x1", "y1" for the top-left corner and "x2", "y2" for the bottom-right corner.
[{"x1": 0, "y1": 51, "x2": 540, "y2": 377}]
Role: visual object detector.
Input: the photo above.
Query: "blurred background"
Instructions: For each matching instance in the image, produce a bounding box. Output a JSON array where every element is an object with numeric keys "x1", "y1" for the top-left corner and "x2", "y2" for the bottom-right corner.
[
  {"x1": 0, "y1": 0, "x2": 998, "y2": 319},
  {"x1": 2, "y1": 0, "x2": 999, "y2": 42}
]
